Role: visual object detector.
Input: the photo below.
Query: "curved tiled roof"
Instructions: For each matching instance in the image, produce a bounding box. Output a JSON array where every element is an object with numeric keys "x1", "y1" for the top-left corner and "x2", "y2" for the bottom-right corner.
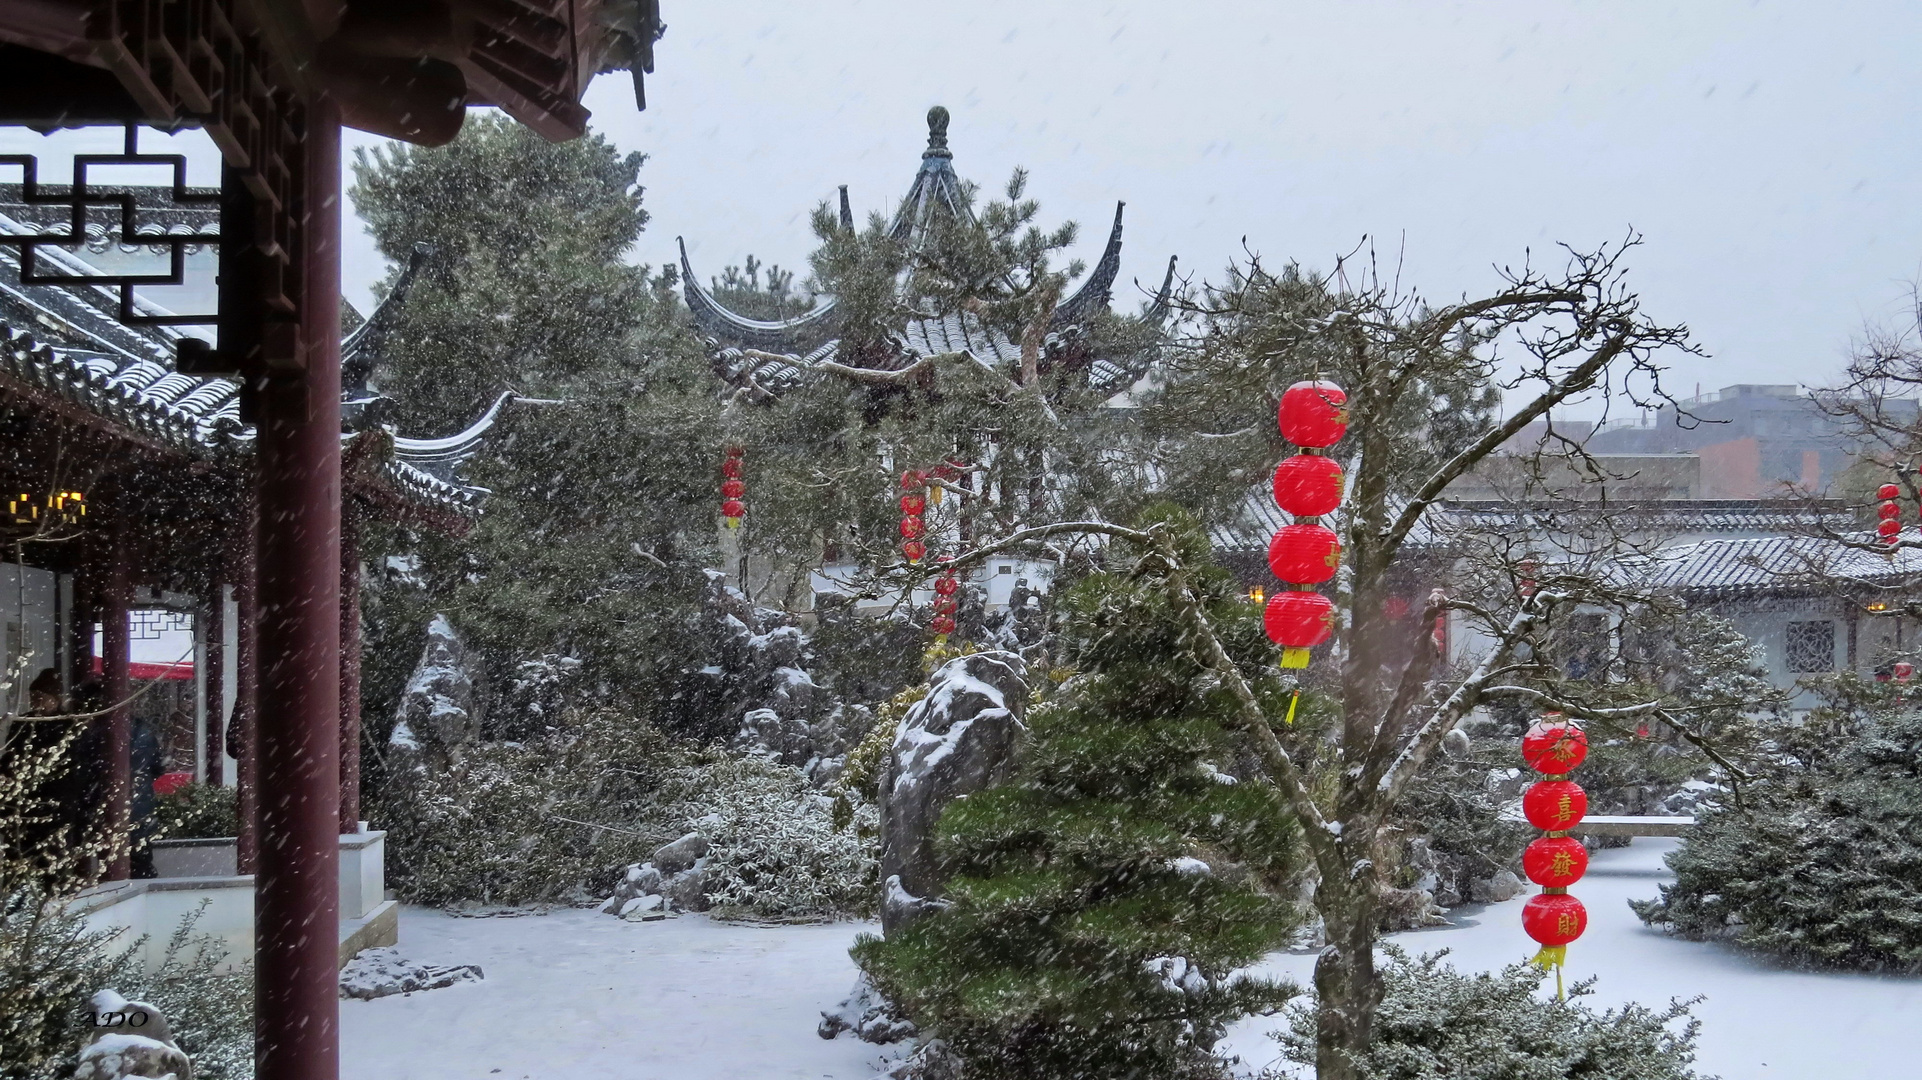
[
  {"x1": 1, "y1": 318, "x2": 485, "y2": 515},
  {"x1": 681, "y1": 107, "x2": 1172, "y2": 399},
  {"x1": 1646, "y1": 532, "x2": 1922, "y2": 598}
]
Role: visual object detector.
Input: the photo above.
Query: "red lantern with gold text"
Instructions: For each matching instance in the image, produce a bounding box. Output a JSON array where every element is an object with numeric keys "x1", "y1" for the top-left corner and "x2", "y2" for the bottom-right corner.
[
  {"x1": 1278, "y1": 381, "x2": 1349, "y2": 448},
  {"x1": 1267, "y1": 524, "x2": 1341, "y2": 585},
  {"x1": 1522, "y1": 835, "x2": 1589, "y2": 888},
  {"x1": 1272, "y1": 454, "x2": 1345, "y2": 517},
  {"x1": 720, "y1": 446, "x2": 746, "y2": 528},
  {"x1": 1521, "y1": 717, "x2": 1589, "y2": 773},
  {"x1": 1263, "y1": 591, "x2": 1335, "y2": 668},
  {"x1": 1520, "y1": 711, "x2": 1589, "y2": 996}
]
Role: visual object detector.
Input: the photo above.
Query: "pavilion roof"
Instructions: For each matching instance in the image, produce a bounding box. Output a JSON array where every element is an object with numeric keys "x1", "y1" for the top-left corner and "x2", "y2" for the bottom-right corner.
[
  {"x1": 0, "y1": 195, "x2": 492, "y2": 519},
  {"x1": 679, "y1": 107, "x2": 1175, "y2": 400}
]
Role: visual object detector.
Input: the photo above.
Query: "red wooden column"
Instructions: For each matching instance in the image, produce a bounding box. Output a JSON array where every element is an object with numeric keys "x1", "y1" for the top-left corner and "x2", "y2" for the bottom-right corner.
[
  {"x1": 204, "y1": 582, "x2": 225, "y2": 786},
  {"x1": 339, "y1": 502, "x2": 361, "y2": 833},
  {"x1": 233, "y1": 492, "x2": 258, "y2": 874},
  {"x1": 100, "y1": 524, "x2": 131, "y2": 882},
  {"x1": 253, "y1": 98, "x2": 343, "y2": 1080}
]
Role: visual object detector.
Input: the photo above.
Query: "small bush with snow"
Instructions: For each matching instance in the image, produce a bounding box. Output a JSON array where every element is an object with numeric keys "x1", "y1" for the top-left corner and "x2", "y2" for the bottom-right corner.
[
  {"x1": 1273, "y1": 948, "x2": 1707, "y2": 1080},
  {"x1": 1633, "y1": 682, "x2": 1922, "y2": 972},
  {"x1": 605, "y1": 757, "x2": 877, "y2": 920}
]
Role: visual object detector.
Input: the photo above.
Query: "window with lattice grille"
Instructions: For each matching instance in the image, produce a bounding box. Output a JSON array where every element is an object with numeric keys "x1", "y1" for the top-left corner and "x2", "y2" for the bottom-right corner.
[{"x1": 1785, "y1": 620, "x2": 1836, "y2": 673}]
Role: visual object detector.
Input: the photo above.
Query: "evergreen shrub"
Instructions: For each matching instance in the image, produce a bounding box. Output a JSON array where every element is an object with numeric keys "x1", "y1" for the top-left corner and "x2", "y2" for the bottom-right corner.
[
  {"x1": 1632, "y1": 689, "x2": 1922, "y2": 972},
  {"x1": 1275, "y1": 949, "x2": 1707, "y2": 1080},
  {"x1": 855, "y1": 511, "x2": 1309, "y2": 1080}
]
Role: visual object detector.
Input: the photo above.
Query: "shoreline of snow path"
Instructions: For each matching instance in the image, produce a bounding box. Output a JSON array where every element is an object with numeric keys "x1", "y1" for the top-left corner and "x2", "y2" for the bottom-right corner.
[{"x1": 343, "y1": 839, "x2": 1919, "y2": 1080}]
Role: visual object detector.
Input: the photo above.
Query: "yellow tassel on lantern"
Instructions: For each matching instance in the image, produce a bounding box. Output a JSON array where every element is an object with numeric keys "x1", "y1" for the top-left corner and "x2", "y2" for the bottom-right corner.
[
  {"x1": 1280, "y1": 647, "x2": 1311, "y2": 669},
  {"x1": 1531, "y1": 946, "x2": 1568, "y2": 1000},
  {"x1": 930, "y1": 487, "x2": 944, "y2": 505},
  {"x1": 1284, "y1": 689, "x2": 1301, "y2": 725},
  {"x1": 724, "y1": 517, "x2": 742, "y2": 529}
]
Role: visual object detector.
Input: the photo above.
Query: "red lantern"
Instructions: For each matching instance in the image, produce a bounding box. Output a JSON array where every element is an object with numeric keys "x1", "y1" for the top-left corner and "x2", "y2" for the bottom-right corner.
[
  {"x1": 1279, "y1": 380, "x2": 1349, "y2": 448},
  {"x1": 1880, "y1": 501, "x2": 1902, "y2": 520},
  {"x1": 1880, "y1": 519, "x2": 1902, "y2": 538},
  {"x1": 1272, "y1": 454, "x2": 1345, "y2": 517},
  {"x1": 722, "y1": 458, "x2": 743, "y2": 479},
  {"x1": 900, "y1": 515, "x2": 926, "y2": 539},
  {"x1": 722, "y1": 479, "x2": 746, "y2": 499},
  {"x1": 1522, "y1": 836, "x2": 1589, "y2": 887},
  {"x1": 1522, "y1": 779, "x2": 1587, "y2": 832},
  {"x1": 1522, "y1": 892, "x2": 1588, "y2": 948},
  {"x1": 1878, "y1": 483, "x2": 1901, "y2": 500},
  {"x1": 1267, "y1": 524, "x2": 1341, "y2": 585},
  {"x1": 903, "y1": 540, "x2": 927, "y2": 564},
  {"x1": 1521, "y1": 718, "x2": 1589, "y2": 774},
  {"x1": 1264, "y1": 590, "x2": 1335, "y2": 669},
  {"x1": 933, "y1": 598, "x2": 957, "y2": 616},
  {"x1": 721, "y1": 498, "x2": 746, "y2": 519},
  {"x1": 934, "y1": 576, "x2": 959, "y2": 596},
  {"x1": 901, "y1": 470, "x2": 926, "y2": 490},
  {"x1": 1897, "y1": 661, "x2": 1914, "y2": 682},
  {"x1": 931, "y1": 614, "x2": 957, "y2": 636},
  {"x1": 901, "y1": 493, "x2": 927, "y2": 515}
]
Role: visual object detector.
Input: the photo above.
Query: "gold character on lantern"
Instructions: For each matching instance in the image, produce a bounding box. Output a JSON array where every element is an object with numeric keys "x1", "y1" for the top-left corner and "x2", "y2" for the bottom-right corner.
[
  {"x1": 1554, "y1": 793, "x2": 1574, "y2": 825},
  {"x1": 1549, "y1": 850, "x2": 1576, "y2": 879},
  {"x1": 1557, "y1": 911, "x2": 1579, "y2": 937}
]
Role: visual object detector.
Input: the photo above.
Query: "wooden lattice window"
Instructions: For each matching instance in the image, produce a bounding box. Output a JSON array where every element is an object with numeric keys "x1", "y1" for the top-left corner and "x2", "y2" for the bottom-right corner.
[{"x1": 1785, "y1": 620, "x2": 1836, "y2": 673}]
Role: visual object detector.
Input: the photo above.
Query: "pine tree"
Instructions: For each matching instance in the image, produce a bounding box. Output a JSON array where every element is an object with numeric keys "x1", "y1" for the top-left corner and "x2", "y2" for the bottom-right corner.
[
  {"x1": 350, "y1": 119, "x2": 726, "y2": 741},
  {"x1": 853, "y1": 509, "x2": 1307, "y2": 1079}
]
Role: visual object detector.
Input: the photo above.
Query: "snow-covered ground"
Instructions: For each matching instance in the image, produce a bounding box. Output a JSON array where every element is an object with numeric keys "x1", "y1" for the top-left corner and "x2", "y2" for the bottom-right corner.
[
  {"x1": 1218, "y1": 838, "x2": 1922, "y2": 1078},
  {"x1": 340, "y1": 909, "x2": 895, "y2": 1079},
  {"x1": 344, "y1": 840, "x2": 1921, "y2": 1079}
]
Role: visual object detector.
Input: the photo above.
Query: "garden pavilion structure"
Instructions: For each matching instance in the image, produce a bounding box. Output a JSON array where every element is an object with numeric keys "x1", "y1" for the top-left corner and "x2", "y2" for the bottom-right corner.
[
  {"x1": 0, "y1": 2, "x2": 661, "y2": 1077},
  {"x1": 680, "y1": 105, "x2": 1179, "y2": 402}
]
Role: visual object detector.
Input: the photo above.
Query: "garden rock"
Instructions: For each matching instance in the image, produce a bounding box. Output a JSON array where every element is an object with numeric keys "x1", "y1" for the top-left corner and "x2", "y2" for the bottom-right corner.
[
  {"x1": 877, "y1": 651, "x2": 1028, "y2": 934},
  {"x1": 388, "y1": 615, "x2": 482, "y2": 773},
  {"x1": 653, "y1": 831, "x2": 710, "y2": 873},
  {"x1": 818, "y1": 971, "x2": 918, "y2": 1043},
  {"x1": 338, "y1": 947, "x2": 484, "y2": 1000},
  {"x1": 663, "y1": 862, "x2": 710, "y2": 912},
  {"x1": 74, "y1": 991, "x2": 192, "y2": 1080},
  {"x1": 1471, "y1": 869, "x2": 1526, "y2": 904}
]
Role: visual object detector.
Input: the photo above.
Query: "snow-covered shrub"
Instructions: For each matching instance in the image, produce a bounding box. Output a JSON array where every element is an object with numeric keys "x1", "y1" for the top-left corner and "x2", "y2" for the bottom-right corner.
[
  {"x1": 92, "y1": 906, "x2": 254, "y2": 1080},
  {"x1": 153, "y1": 782, "x2": 239, "y2": 840},
  {"x1": 1274, "y1": 948, "x2": 1707, "y2": 1080},
  {"x1": 1391, "y1": 738, "x2": 1532, "y2": 914},
  {"x1": 1632, "y1": 685, "x2": 1922, "y2": 972},
  {"x1": 3, "y1": 884, "x2": 250, "y2": 1080},
  {"x1": 377, "y1": 708, "x2": 686, "y2": 907},
  {"x1": 652, "y1": 757, "x2": 877, "y2": 919}
]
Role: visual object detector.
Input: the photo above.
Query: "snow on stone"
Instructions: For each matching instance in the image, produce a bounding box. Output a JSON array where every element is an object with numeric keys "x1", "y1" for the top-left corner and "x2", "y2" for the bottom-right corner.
[{"x1": 1169, "y1": 856, "x2": 1212, "y2": 876}]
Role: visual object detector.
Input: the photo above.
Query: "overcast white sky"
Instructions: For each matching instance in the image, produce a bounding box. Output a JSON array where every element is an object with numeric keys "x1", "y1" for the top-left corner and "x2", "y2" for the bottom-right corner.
[
  {"x1": 8, "y1": 2, "x2": 1917, "y2": 413},
  {"x1": 357, "y1": 0, "x2": 1906, "y2": 411}
]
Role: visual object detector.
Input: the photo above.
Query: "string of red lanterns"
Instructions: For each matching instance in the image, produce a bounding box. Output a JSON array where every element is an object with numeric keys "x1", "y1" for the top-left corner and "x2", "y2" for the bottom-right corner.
[
  {"x1": 931, "y1": 559, "x2": 960, "y2": 642},
  {"x1": 1877, "y1": 480, "x2": 1901, "y2": 549},
  {"x1": 1262, "y1": 380, "x2": 1348, "y2": 725},
  {"x1": 720, "y1": 446, "x2": 746, "y2": 529},
  {"x1": 900, "y1": 470, "x2": 929, "y2": 565},
  {"x1": 1519, "y1": 711, "x2": 1590, "y2": 998}
]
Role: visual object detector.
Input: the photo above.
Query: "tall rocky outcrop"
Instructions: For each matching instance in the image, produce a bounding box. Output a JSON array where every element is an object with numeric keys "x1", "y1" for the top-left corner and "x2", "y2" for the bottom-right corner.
[{"x1": 876, "y1": 651, "x2": 1029, "y2": 934}]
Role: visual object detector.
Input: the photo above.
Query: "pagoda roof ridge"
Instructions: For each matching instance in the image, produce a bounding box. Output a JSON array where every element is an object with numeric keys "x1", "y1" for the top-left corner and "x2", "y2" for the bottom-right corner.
[{"x1": 676, "y1": 235, "x2": 841, "y2": 352}]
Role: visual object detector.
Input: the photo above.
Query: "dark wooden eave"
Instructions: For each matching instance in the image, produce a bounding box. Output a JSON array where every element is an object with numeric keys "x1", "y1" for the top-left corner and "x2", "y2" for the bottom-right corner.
[{"x1": 0, "y1": 0, "x2": 657, "y2": 145}]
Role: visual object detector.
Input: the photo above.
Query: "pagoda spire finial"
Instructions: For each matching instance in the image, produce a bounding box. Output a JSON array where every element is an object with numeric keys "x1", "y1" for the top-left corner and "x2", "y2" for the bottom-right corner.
[{"x1": 924, "y1": 105, "x2": 951, "y2": 159}]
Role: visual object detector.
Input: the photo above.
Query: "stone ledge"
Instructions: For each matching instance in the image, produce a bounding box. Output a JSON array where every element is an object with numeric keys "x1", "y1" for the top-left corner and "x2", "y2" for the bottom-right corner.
[{"x1": 339, "y1": 899, "x2": 400, "y2": 969}]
